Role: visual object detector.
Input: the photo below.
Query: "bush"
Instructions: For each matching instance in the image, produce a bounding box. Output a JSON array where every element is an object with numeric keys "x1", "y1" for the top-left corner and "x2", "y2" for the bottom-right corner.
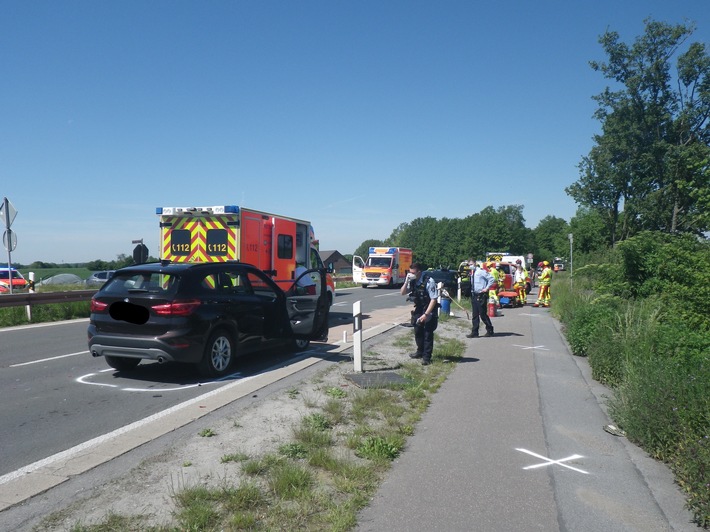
[
  {"x1": 609, "y1": 354, "x2": 709, "y2": 526},
  {"x1": 563, "y1": 231, "x2": 710, "y2": 525},
  {"x1": 562, "y1": 295, "x2": 621, "y2": 358}
]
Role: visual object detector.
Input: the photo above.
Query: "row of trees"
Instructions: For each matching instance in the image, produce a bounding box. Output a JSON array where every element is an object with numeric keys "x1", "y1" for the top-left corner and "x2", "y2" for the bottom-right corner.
[
  {"x1": 353, "y1": 204, "x2": 608, "y2": 269},
  {"x1": 354, "y1": 19, "x2": 708, "y2": 268},
  {"x1": 18, "y1": 254, "x2": 158, "y2": 272},
  {"x1": 567, "y1": 19, "x2": 709, "y2": 244}
]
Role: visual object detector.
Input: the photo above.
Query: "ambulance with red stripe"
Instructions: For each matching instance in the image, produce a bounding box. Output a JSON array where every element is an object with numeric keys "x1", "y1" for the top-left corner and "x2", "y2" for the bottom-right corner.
[{"x1": 156, "y1": 205, "x2": 335, "y2": 305}]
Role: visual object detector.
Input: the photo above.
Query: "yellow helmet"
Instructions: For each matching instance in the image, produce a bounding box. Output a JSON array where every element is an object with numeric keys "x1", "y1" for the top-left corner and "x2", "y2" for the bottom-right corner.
[{"x1": 543, "y1": 260, "x2": 549, "y2": 266}]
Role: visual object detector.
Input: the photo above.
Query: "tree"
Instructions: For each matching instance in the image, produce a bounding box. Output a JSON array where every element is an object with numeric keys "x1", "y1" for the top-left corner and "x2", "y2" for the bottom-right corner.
[
  {"x1": 533, "y1": 216, "x2": 570, "y2": 260},
  {"x1": 567, "y1": 19, "x2": 710, "y2": 241},
  {"x1": 354, "y1": 239, "x2": 385, "y2": 259},
  {"x1": 568, "y1": 208, "x2": 608, "y2": 255}
]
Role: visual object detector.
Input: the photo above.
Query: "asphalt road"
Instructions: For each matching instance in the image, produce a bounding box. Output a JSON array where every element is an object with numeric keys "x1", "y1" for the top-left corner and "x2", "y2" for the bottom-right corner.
[{"x1": 0, "y1": 286, "x2": 402, "y2": 479}]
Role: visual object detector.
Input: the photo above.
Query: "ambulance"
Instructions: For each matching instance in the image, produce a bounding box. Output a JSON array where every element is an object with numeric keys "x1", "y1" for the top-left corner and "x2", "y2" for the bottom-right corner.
[
  {"x1": 352, "y1": 247, "x2": 413, "y2": 288},
  {"x1": 156, "y1": 205, "x2": 335, "y2": 305},
  {"x1": 485, "y1": 252, "x2": 527, "y2": 291}
]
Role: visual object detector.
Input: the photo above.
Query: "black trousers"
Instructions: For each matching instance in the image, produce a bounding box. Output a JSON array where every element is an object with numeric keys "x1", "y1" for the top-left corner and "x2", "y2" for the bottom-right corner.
[
  {"x1": 412, "y1": 311, "x2": 438, "y2": 361},
  {"x1": 471, "y1": 293, "x2": 493, "y2": 335}
]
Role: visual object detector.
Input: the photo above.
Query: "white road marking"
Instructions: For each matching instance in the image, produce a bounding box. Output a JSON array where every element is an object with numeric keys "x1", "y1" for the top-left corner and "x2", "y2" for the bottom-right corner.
[
  {"x1": 10, "y1": 350, "x2": 90, "y2": 367},
  {"x1": 516, "y1": 448, "x2": 590, "y2": 475},
  {"x1": 0, "y1": 371, "x2": 263, "y2": 486},
  {"x1": 512, "y1": 344, "x2": 550, "y2": 351},
  {"x1": 75, "y1": 368, "x2": 244, "y2": 392}
]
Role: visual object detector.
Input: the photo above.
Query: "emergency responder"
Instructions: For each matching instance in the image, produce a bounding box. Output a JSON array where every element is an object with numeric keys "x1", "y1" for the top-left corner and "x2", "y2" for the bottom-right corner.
[
  {"x1": 534, "y1": 260, "x2": 552, "y2": 307},
  {"x1": 514, "y1": 259, "x2": 528, "y2": 304},
  {"x1": 401, "y1": 262, "x2": 439, "y2": 365},
  {"x1": 487, "y1": 262, "x2": 500, "y2": 308},
  {"x1": 514, "y1": 262, "x2": 527, "y2": 306},
  {"x1": 467, "y1": 262, "x2": 495, "y2": 338}
]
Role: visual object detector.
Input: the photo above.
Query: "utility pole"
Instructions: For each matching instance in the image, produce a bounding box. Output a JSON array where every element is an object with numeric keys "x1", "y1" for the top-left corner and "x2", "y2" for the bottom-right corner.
[{"x1": 568, "y1": 233, "x2": 573, "y2": 287}]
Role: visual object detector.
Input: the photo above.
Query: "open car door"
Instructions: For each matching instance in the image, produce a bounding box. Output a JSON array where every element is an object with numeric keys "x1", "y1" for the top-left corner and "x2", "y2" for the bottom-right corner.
[
  {"x1": 286, "y1": 268, "x2": 329, "y2": 343},
  {"x1": 352, "y1": 255, "x2": 365, "y2": 284}
]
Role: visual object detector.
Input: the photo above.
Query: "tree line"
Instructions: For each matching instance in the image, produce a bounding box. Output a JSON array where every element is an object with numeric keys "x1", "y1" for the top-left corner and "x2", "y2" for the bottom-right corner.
[{"x1": 355, "y1": 19, "x2": 708, "y2": 268}]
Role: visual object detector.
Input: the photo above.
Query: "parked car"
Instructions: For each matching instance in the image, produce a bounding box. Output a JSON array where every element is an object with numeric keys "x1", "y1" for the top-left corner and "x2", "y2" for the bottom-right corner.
[
  {"x1": 426, "y1": 269, "x2": 459, "y2": 298},
  {"x1": 87, "y1": 261, "x2": 329, "y2": 377},
  {"x1": 39, "y1": 273, "x2": 84, "y2": 286},
  {"x1": 85, "y1": 270, "x2": 116, "y2": 287},
  {"x1": 0, "y1": 267, "x2": 28, "y2": 293}
]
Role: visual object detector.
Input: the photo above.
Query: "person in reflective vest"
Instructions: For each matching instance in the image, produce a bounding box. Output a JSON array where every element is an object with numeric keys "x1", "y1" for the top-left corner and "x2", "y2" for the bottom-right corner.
[
  {"x1": 487, "y1": 262, "x2": 500, "y2": 307},
  {"x1": 534, "y1": 261, "x2": 552, "y2": 307},
  {"x1": 514, "y1": 263, "x2": 528, "y2": 305},
  {"x1": 401, "y1": 262, "x2": 439, "y2": 366}
]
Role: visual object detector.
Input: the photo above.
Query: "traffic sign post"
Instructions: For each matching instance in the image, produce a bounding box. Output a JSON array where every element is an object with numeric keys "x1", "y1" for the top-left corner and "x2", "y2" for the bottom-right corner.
[
  {"x1": 133, "y1": 241, "x2": 149, "y2": 264},
  {"x1": 2, "y1": 197, "x2": 17, "y2": 294}
]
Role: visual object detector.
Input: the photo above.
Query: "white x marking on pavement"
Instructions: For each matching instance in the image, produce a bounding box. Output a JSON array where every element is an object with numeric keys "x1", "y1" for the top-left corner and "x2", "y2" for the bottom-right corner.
[
  {"x1": 512, "y1": 344, "x2": 550, "y2": 351},
  {"x1": 516, "y1": 448, "x2": 590, "y2": 474}
]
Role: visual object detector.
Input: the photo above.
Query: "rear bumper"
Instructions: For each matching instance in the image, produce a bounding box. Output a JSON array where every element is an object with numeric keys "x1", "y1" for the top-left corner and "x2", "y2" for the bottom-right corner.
[
  {"x1": 87, "y1": 325, "x2": 204, "y2": 364},
  {"x1": 89, "y1": 343, "x2": 177, "y2": 362}
]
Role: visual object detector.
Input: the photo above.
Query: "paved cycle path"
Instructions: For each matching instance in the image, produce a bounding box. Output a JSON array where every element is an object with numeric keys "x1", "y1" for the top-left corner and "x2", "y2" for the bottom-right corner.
[{"x1": 357, "y1": 299, "x2": 696, "y2": 531}]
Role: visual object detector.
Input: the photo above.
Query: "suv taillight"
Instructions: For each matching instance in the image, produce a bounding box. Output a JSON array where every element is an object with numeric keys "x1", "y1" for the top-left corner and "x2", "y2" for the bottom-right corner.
[
  {"x1": 152, "y1": 299, "x2": 201, "y2": 317},
  {"x1": 90, "y1": 299, "x2": 108, "y2": 312}
]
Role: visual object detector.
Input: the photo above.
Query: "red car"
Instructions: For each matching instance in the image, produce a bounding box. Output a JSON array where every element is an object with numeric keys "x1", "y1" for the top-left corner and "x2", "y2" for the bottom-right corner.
[{"x1": 0, "y1": 268, "x2": 28, "y2": 293}]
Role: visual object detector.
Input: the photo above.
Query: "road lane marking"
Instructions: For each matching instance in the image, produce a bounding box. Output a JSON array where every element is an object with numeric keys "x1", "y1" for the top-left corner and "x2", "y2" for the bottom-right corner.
[
  {"x1": 516, "y1": 448, "x2": 590, "y2": 474},
  {"x1": 10, "y1": 350, "x2": 90, "y2": 367}
]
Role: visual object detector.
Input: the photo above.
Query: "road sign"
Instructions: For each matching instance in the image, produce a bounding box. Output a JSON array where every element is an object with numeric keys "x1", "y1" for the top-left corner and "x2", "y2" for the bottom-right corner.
[
  {"x1": 1, "y1": 198, "x2": 18, "y2": 228},
  {"x1": 133, "y1": 243, "x2": 149, "y2": 264},
  {"x1": 3, "y1": 230, "x2": 17, "y2": 251}
]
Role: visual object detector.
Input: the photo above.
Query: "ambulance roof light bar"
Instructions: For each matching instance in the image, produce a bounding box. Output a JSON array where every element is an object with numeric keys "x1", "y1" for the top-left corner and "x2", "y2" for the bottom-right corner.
[{"x1": 156, "y1": 206, "x2": 239, "y2": 216}]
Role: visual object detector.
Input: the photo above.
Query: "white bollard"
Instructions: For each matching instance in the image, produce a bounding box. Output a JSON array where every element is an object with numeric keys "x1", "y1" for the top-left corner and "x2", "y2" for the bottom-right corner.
[
  {"x1": 353, "y1": 300, "x2": 363, "y2": 373},
  {"x1": 342, "y1": 330, "x2": 348, "y2": 343},
  {"x1": 25, "y1": 272, "x2": 35, "y2": 321}
]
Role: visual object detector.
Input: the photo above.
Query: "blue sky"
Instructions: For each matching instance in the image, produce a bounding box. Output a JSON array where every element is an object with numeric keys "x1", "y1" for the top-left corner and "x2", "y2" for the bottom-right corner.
[{"x1": 1, "y1": 1, "x2": 708, "y2": 264}]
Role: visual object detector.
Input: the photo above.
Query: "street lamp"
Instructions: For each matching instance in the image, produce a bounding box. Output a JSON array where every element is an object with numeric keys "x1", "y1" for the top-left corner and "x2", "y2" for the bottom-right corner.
[{"x1": 568, "y1": 233, "x2": 573, "y2": 286}]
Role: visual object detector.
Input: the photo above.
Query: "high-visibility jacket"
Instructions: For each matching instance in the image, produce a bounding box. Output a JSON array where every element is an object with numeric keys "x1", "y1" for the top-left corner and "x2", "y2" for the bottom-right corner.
[{"x1": 539, "y1": 267, "x2": 552, "y2": 286}]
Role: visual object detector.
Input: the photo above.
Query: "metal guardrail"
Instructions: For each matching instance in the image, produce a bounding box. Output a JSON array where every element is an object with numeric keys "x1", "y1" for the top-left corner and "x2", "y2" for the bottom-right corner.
[{"x1": 0, "y1": 290, "x2": 96, "y2": 309}]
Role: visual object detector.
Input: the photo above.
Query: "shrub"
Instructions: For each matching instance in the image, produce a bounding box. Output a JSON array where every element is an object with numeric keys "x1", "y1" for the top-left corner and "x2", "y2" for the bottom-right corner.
[{"x1": 563, "y1": 296, "x2": 620, "y2": 357}]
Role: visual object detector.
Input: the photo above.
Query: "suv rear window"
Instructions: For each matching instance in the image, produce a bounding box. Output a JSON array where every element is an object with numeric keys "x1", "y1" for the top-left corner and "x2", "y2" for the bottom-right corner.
[{"x1": 102, "y1": 272, "x2": 179, "y2": 296}]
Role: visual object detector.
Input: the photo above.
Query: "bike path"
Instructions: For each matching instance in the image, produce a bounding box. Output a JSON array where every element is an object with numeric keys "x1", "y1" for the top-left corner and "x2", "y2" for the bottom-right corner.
[{"x1": 357, "y1": 301, "x2": 696, "y2": 531}]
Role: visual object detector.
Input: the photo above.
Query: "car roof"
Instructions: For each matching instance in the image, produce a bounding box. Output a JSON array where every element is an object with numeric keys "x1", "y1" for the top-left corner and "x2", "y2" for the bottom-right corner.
[{"x1": 115, "y1": 261, "x2": 259, "y2": 274}]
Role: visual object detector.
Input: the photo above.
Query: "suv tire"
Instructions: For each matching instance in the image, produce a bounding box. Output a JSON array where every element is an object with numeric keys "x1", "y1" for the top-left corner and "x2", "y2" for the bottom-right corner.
[
  {"x1": 199, "y1": 329, "x2": 234, "y2": 378},
  {"x1": 293, "y1": 338, "x2": 311, "y2": 351}
]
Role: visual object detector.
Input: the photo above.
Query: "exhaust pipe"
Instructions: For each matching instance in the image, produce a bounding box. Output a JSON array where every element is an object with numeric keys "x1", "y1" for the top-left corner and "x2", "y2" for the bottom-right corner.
[
  {"x1": 91, "y1": 351, "x2": 100, "y2": 357},
  {"x1": 157, "y1": 356, "x2": 166, "y2": 364}
]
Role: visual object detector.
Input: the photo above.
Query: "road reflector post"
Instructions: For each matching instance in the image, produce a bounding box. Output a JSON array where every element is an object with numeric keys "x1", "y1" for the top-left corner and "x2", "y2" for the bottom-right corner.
[
  {"x1": 353, "y1": 300, "x2": 363, "y2": 373},
  {"x1": 25, "y1": 272, "x2": 35, "y2": 321}
]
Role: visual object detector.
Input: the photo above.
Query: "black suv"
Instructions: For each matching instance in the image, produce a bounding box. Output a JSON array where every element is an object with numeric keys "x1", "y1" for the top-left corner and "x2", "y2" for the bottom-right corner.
[
  {"x1": 425, "y1": 269, "x2": 459, "y2": 298},
  {"x1": 88, "y1": 261, "x2": 329, "y2": 377}
]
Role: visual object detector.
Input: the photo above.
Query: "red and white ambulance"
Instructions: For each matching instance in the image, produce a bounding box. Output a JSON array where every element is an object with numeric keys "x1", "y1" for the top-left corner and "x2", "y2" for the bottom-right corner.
[{"x1": 157, "y1": 205, "x2": 335, "y2": 304}]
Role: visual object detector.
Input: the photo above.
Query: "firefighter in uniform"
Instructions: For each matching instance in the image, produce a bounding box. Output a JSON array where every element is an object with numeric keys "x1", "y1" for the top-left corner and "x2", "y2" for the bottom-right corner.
[
  {"x1": 401, "y1": 262, "x2": 439, "y2": 366},
  {"x1": 534, "y1": 261, "x2": 552, "y2": 307},
  {"x1": 514, "y1": 259, "x2": 528, "y2": 304},
  {"x1": 487, "y1": 262, "x2": 500, "y2": 308}
]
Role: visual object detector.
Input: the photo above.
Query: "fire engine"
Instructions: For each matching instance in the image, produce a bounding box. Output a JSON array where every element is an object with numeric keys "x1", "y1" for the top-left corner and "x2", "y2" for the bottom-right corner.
[
  {"x1": 352, "y1": 247, "x2": 413, "y2": 288},
  {"x1": 156, "y1": 205, "x2": 335, "y2": 304}
]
